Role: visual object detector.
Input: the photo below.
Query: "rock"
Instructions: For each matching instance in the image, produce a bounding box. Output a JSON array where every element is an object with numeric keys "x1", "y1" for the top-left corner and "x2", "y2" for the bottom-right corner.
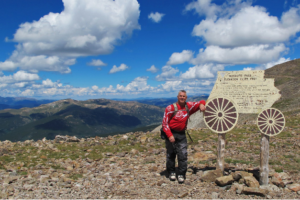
[
  {"x1": 201, "y1": 169, "x2": 223, "y2": 183},
  {"x1": 232, "y1": 171, "x2": 253, "y2": 180},
  {"x1": 66, "y1": 166, "x2": 73, "y2": 171},
  {"x1": 211, "y1": 192, "x2": 219, "y2": 199},
  {"x1": 4, "y1": 176, "x2": 18, "y2": 184},
  {"x1": 271, "y1": 176, "x2": 285, "y2": 188},
  {"x1": 260, "y1": 184, "x2": 281, "y2": 193},
  {"x1": 231, "y1": 171, "x2": 242, "y2": 181},
  {"x1": 244, "y1": 176, "x2": 260, "y2": 188},
  {"x1": 55, "y1": 135, "x2": 80, "y2": 143},
  {"x1": 116, "y1": 152, "x2": 126, "y2": 157},
  {"x1": 215, "y1": 175, "x2": 234, "y2": 186},
  {"x1": 186, "y1": 168, "x2": 193, "y2": 176},
  {"x1": 266, "y1": 194, "x2": 272, "y2": 199},
  {"x1": 157, "y1": 180, "x2": 165, "y2": 186},
  {"x1": 273, "y1": 172, "x2": 291, "y2": 181},
  {"x1": 178, "y1": 192, "x2": 188, "y2": 198},
  {"x1": 130, "y1": 149, "x2": 138, "y2": 154},
  {"x1": 242, "y1": 187, "x2": 268, "y2": 197},
  {"x1": 287, "y1": 183, "x2": 300, "y2": 192},
  {"x1": 140, "y1": 136, "x2": 148, "y2": 144},
  {"x1": 0, "y1": 148, "x2": 9, "y2": 156}
]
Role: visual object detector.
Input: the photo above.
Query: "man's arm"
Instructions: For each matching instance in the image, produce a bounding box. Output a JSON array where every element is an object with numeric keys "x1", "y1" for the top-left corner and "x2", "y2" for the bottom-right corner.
[
  {"x1": 188, "y1": 100, "x2": 206, "y2": 115},
  {"x1": 162, "y1": 105, "x2": 175, "y2": 143}
]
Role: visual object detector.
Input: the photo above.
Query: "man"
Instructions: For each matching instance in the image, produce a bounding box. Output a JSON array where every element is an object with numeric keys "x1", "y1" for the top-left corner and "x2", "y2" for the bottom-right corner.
[{"x1": 162, "y1": 90, "x2": 206, "y2": 183}]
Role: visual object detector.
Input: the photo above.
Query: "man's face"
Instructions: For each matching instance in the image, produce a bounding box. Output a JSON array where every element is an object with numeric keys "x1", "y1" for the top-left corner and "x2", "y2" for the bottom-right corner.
[{"x1": 177, "y1": 92, "x2": 187, "y2": 105}]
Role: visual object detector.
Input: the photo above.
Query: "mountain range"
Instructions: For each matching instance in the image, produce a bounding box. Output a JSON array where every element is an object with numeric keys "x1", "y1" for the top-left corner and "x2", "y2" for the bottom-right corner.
[{"x1": 0, "y1": 98, "x2": 164, "y2": 142}]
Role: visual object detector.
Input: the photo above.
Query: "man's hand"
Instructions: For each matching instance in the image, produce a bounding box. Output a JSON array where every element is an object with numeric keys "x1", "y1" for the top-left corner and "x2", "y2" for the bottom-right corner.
[
  {"x1": 169, "y1": 136, "x2": 175, "y2": 143},
  {"x1": 199, "y1": 104, "x2": 206, "y2": 112}
]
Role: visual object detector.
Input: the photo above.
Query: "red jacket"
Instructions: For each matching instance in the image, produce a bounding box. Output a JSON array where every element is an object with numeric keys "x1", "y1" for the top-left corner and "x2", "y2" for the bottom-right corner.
[{"x1": 162, "y1": 100, "x2": 206, "y2": 138}]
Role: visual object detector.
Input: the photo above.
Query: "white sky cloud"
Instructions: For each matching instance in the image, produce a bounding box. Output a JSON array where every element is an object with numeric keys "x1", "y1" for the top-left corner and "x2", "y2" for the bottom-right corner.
[
  {"x1": 148, "y1": 12, "x2": 165, "y2": 23},
  {"x1": 1, "y1": 0, "x2": 140, "y2": 74},
  {"x1": 0, "y1": 71, "x2": 39, "y2": 84},
  {"x1": 87, "y1": 59, "x2": 107, "y2": 67},
  {"x1": 167, "y1": 50, "x2": 194, "y2": 65},
  {"x1": 181, "y1": 64, "x2": 224, "y2": 79},
  {"x1": 188, "y1": 1, "x2": 300, "y2": 47},
  {"x1": 155, "y1": 66, "x2": 179, "y2": 81},
  {"x1": 192, "y1": 44, "x2": 287, "y2": 65},
  {"x1": 146, "y1": 65, "x2": 159, "y2": 73},
  {"x1": 109, "y1": 64, "x2": 129, "y2": 74}
]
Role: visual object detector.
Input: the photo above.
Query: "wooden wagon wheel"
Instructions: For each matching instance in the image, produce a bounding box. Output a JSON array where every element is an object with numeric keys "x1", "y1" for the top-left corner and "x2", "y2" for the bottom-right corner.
[
  {"x1": 204, "y1": 97, "x2": 238, "y2": 133},
  {"x1": 257, "y1": 108, "x2": 285, "y2": 136}
]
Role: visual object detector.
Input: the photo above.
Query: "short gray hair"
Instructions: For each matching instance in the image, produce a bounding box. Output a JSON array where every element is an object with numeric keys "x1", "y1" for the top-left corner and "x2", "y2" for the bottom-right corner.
[{"x1": 178, "y1": 90, "x2": 187, "y2": 95}]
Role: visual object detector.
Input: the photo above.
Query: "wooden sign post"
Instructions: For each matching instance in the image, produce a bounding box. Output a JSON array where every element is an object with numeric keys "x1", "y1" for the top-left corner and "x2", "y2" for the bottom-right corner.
[
  {"x1": 260, "y1": 134, "x2": 270, "y2": 185},
  {"x1": 257, "y1": 108, "x2": 285, "y2": 185},
  {"x1": 217, "y1": 133, "x2": 226, "y2": 172},
  {"x1": 204, "y1": 97, "x2": 238, "y2": 174}
]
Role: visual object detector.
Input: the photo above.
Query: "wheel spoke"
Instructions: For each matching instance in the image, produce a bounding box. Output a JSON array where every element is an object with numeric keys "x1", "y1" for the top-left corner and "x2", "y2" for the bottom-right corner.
[
  {"x1": 261, "y1": 112, "x2": 268, "y2": 120},
  {"x1": 209, "y1": 103, "x2": 218, "y2": 113},
  {"x1": 224, "y1": 111, "x2": 237, "y2": 115},
  {"x1": 212, "y1": 100, "x2": 219, "y2": 112},
  {"x1": 205, "y1": 110, "x2": 217, "y2": 115},
  {"x1": 224, "y1": 117, "x2": 234, "y2": 126},
  {"x1": 206, "y1": 116, "x2": 217, "y2": 124},
  {"x1": 224, "y1": 106, "x2": 235, "y2": 113}
]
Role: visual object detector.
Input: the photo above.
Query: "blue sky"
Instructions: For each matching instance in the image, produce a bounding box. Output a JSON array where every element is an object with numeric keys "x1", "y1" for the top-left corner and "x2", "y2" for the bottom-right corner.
[{"x1": 0, "y1": 0, "x2": 300, "y2": 100}]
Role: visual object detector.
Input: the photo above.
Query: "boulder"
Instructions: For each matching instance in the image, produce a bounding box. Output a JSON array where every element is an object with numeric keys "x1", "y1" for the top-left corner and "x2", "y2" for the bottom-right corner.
[
  {"x1": 287, "y1": 183, "x2": 300, "y2": 192},
  {"x1": 244, "y1": 176, "x2": 260, "y2": 188},
  {"x1": 215, "y1": 175, "x2": 234, "y2": 186},
  {"x1": 242, "y1": 187, "x2": 268, "y2": 197},
  {"x1": 271, "y1": 176, "x2": 285, "y2": 188},
  {"x1": 201, "y1": 169, "x2": 223, "y2": 183}
]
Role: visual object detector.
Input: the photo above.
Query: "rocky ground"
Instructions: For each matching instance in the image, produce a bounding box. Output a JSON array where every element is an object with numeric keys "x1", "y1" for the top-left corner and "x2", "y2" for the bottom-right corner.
[{"x1": 0, "y1": 112, "x2": 300, "y2": 199}]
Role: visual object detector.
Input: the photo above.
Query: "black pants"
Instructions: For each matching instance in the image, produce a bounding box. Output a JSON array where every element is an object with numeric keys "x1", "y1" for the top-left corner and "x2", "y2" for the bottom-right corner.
[{"x1": 165, "y1": 131, "x2": 187, "y2": 176}]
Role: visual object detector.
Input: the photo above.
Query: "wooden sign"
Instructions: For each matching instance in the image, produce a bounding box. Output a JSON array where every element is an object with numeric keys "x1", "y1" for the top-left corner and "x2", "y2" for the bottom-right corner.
[
  {"x1": 204, "y1": 97, "x2": 238, "y2": 134},
  {"x1": 209, "y1": 70, "x2": 281, "y2": 114},
  {"x1": 257, "y1": 108, "x2": 285, "y2": 137}
]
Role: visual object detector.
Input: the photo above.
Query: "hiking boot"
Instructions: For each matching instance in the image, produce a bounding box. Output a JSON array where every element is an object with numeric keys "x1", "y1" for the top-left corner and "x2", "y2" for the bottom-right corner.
[
  {"x1": 169, "y1": 172, "x2": 176, "y2": 181},
  {"x1": 178, "y1": 175, "x2": 184, "y2": 183}
]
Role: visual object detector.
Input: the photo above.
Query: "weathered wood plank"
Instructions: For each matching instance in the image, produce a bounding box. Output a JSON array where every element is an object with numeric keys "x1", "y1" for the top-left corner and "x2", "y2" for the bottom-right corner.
[
  {"x1": 260, "y1": 133, "x2": 270, "y2": 185},
  {"x1": 217, "y1": 133, "x2": 226, "y2": 173}
]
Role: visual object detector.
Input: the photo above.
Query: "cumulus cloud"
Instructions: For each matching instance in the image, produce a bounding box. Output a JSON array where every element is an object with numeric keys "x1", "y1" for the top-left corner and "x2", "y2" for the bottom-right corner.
[
  {"x1": 189, "y1": 1, "x2": 300, "y2": 47},
  {"x1": 87, "y1": 59, "x2": 107, "y2": 67},
  {"x1": 12, "y1": 0, "x2": 140, "y2": 57},
  {"x1": 192, "y1": 44, "x2": 287, "y2": 65},
  {"x1": 0, "y1": 71, "x2": 40, "y2": 84},
  {"x1": 148, "y1": 12, "x2": 165, "y2": 23},
  {"x1": 181, "y1": 64, "x2": 224, "y2": 79},
  {"x1": 1, "y1": 0, "x2": 140, "y2": 74},
  {"x1": 155, "y1": 66, "x2": 179, "y2": 81},
  {"x1": 167, "y1": 50, "x2": 194, "y2": 65},
  {"x1": 146, "y1": 65, "x2": 159, "y2": 73},
  {"x1": 116, "y1": 77, "x2": 152, "y2": 93},
  {"x1": 109, "y1": 64, "x2": 129, "y2": 74}
]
